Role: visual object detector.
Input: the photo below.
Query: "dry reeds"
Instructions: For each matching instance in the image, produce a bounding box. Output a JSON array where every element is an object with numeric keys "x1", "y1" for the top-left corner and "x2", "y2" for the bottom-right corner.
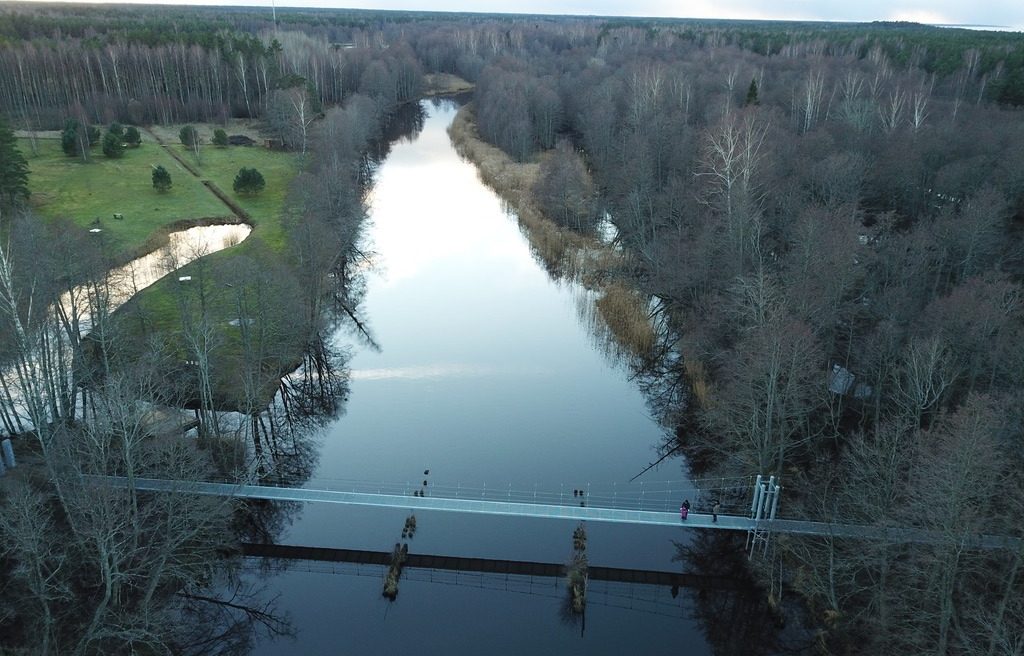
[
  {"x1": 448, "y1": 108, "x2": 609, "y2": 282},
  {"x1": 595, "y1": 284, "x2": 656, "y2": 358},
  {"x1": 449, "y1": 106, "x2": 662, "y2": 368},
  {"x1": 422, "y1": 73, "x2": 474, "y2": 96},
  {"x1": 684, "y1": 358, "x2": 711, "y2": 409}
]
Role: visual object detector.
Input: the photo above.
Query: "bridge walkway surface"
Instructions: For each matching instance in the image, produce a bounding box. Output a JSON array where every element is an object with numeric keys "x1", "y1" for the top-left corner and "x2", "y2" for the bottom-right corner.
[{"x1": 94, "y1": 476, "x2": 1019, "y2": 550}]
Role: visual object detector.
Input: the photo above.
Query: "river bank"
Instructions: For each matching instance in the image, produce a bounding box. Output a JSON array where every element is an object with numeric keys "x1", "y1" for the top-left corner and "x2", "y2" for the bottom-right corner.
[{"x1": 447, "y1": 104, "x2": 656, "y2": 359}]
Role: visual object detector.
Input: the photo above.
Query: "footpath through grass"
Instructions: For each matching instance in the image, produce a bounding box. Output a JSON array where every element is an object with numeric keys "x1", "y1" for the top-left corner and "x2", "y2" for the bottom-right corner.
[{"x1": 178, "y1": 143, "x2": 297, "y2": 250}]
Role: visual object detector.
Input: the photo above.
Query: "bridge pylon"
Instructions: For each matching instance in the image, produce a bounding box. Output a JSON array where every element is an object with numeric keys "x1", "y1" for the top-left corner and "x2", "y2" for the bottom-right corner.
[{"x1": 746, "y1": 474, "x2": 781, "y2": 559}]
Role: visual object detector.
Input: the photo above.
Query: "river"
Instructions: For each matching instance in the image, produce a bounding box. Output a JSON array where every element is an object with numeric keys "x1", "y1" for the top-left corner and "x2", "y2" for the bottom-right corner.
[{"x1": 248, "y1": 99, "x2": 770, "y2": 654}]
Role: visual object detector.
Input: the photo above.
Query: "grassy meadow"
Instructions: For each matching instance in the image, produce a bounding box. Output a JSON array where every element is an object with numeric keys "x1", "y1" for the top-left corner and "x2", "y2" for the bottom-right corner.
[
  {"x1": 22, "y1": 129, "x2": 298, "y2": 257},
  {"x1": 21, "y1": 136, "x2": 229, "y2": 256},
  {"x1": 177, "y1": 143, "x2": 297, "y2": 251},
  {"x1": 21, "y1": 127, "x2": 303, "y2": 408}
]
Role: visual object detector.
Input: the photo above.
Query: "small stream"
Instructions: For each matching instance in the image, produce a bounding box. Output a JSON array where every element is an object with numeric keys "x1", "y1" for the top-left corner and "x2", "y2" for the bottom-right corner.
[{"x1": 61, "y1": 223, "x2": 252, "y2": 329}]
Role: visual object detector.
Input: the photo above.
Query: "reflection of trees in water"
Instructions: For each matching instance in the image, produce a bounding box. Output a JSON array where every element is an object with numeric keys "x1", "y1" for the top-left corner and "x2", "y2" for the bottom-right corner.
[
  {"x1": 175, "y1": 572, "x2": 296, "y2": 656},
  {"x1": 372, "y1": 100, "x2": 428, "y2": 162},
  {"x1": 234, "y1": 244, "x2": 363, "y2": 484},
  {"x1": 673, "y1": 533, "x2": 810, "y2": 656}
]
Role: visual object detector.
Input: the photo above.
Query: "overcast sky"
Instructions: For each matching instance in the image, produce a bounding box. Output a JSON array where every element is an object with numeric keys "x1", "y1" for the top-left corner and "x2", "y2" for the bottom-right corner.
[{"x1": 23, "y1": 0, "x2": 1024, "y2": 31}]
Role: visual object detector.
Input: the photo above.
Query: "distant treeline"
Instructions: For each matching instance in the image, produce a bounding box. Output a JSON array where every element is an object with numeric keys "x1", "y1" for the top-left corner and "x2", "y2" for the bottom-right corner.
[{"x1": 1, "y1": 5, "x2": 1022, "y2": 129}]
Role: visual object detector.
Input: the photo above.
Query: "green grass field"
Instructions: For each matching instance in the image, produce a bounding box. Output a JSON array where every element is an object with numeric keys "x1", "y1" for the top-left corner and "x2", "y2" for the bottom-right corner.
[
  {"x1": 22, "y1": 134, "x2": 298, "y2": 256},
  {"x1": 178, "y1": 144, "x2": 298, "y2": 251},
  {"x1": 21, "y1": 138, "x2": 229, "y2": 256},
  {"x1": 21, "y1": 128, "x2": 304, "y2": 408}
]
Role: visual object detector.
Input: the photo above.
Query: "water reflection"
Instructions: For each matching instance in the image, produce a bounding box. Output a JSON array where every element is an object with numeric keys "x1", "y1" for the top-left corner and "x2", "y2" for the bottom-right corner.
[
  {"x1": 63, "y1": 223, "x2": 251, "y2": 329},
  {"x1": 672, "y1": 534, "x2": 813, "y2": 656},
  {"x1": 243, "y1": 98, "x2": 783, "y2": 654}
]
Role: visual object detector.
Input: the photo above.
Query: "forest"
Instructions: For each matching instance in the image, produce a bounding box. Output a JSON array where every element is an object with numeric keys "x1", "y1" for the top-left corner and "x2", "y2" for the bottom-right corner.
[{"x1": 1, "y1": 3, "x2": 1023, "y2": 654}]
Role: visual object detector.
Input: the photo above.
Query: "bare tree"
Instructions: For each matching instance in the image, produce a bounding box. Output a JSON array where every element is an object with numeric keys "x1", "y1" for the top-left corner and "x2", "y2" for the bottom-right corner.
[
  {"x1": 698, "y1": 110, "x2": 772, "y2": 271},
  {"x1": 891, "y1": 335, "x2": 958, "y2": 429},
  {"x1": 878, "y1": 87, "x2": 906, "y2": 134},
  {"x1": 266, "y1": 86, "x2": 316, "y2": 154},
  {"x1": 704, "y1": 313, "x2": 825, "y2": 474}
]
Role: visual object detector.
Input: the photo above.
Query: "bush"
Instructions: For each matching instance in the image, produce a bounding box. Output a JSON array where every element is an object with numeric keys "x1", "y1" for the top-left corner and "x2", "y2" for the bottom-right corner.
[
  {"x1": 101, "y1": 131, "x2": 125, "y2": 158},
  {"x1": 212, "y1": 128, "x2": 228, "y2": 147},
  {"x1": 233, "y1": 167, "x2": 265, "y2": 195},
  {"x1": 179, "y1": 125, "x2": 199, "y2": 147},
  {"x1": 60, "y1": 120, "x2": 78, "y2": 157},
  {"x1": 124, "y1": 126, "x2": 141, "y2": 147},
  {"x1": 108, "y1": 122, "x2": 124, "y2": 137},
  {"x1": 152, "y1": 165, "x2": 172, "y2": 192}
]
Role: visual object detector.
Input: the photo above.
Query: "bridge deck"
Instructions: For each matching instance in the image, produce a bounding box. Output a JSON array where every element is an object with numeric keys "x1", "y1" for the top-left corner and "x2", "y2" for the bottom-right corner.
[{"x1": 101, "y1": 477, "x2": 1018, "y2": 550}]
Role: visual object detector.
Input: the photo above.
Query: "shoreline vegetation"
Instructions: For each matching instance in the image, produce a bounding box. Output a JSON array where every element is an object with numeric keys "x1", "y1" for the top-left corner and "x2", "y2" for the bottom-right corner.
[
  {"x1": 423, "y1": 72, "x2": 475, "y2": 96},
  {"x1": 448, "y1": 104, "x2": 657, "y2": 361}
]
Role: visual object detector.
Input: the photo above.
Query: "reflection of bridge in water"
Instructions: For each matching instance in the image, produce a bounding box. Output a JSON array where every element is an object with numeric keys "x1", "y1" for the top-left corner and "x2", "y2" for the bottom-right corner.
[
  {"x1": 96, "y1": 476, "x2": 1020, "y2": 551},
  {"x1": 243, "y1": 559, "x2": 698, "y2": 619},
  {"x1": 241, "y1": 542, "x2": 746, "y2": 591},
  {"x1": 240, "y1": 543, "x2": 746, "y2": 620}
]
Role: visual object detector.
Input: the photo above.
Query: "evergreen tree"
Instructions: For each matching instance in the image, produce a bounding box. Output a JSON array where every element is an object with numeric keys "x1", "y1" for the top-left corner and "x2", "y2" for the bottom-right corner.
[
  {"x1": 179, "y1": 125, "x2": 199, "y2": 147},
  {"x1": 124, "y1": 126, "x2": 142, "y2": 147},
  {"x1": 745, "y1": 78, "x2": 760, "y2": 106},
  {"x1": 233, "y1": 167, "x2": 265, "y2": 195},
  {"x1": 0, "y1": 117, "x2": 29, "y2": 208},
  {"x1": 108, "y1": 122, "x2": 124, "y2": 137},
  {"x1": 61, "y1": 120, "x2": 79, "y2": 157},
  {"x1": 102, "y1": 131, "x2": 125, "y2": 158},
  {"x1": 152, "y1": 165, "x2": 172, "y2": 192},
  {"x1": 212, "y1": 128, "x2": 228, "y2": 147},
  {"x1": 61, "y1": 119, "x2": 100, "y2": 160}
]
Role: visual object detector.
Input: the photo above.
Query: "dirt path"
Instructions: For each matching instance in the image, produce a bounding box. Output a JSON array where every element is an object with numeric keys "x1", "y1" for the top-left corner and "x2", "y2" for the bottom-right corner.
[{"x1": 144, "y1": 128, "x2": 253, "y2": 224}]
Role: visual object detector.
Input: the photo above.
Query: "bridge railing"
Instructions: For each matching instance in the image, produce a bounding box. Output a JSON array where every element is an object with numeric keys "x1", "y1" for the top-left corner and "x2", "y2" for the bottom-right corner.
[{"x1": 179, "y1": 474, "x2": 758, "y2": 516}]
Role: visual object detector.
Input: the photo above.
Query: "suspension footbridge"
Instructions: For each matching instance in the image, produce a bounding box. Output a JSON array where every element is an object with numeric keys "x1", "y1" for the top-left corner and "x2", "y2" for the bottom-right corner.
[{"x1": 93, "y1": 475, "x2": 1019, "y2": 551}]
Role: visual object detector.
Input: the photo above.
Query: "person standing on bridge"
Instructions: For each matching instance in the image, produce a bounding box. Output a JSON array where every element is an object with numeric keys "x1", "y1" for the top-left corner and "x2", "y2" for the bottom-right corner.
[
  {"x1": 680, "y1": 499, "x2": 690, "y2": 520},
  {"x1": 712, "y1": 500, "x2": 721, "y2": 523}
]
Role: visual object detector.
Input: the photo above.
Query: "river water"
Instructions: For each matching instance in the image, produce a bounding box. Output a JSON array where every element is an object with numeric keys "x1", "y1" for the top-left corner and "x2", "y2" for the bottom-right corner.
[{"x1": 249, "y1": 99, "x2": 735, "y2": 654}]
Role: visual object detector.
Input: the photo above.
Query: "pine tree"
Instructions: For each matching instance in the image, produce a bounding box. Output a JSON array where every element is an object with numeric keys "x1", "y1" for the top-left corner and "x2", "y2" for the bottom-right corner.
[
  {"x1": 0, "y1": 117, "x2": 29, "y2": 209},
  {"x1": 179, "y1": 125, "x2": 199, "y2": 147},
  {"x1": 61, "y1": 120, "x2": 79, "y2": 157},
  {"x1": 233, "y1": 167, "x2": 265, "y2": 195},
  {"x1": 124, "y1": 126, "x2": 142, "y2": 147},
  {"x1": 745, "y1": 78, "x2": 760, "y2": 106},
  {"x1": 102, "y1": 131, "x2": 125, "y2": 158},
  {"x1": 212, "y1": 128, "x2": 228, "y2": 147},
  {"x1": 152, "y1": 165, "x2": 172, "y2": 192}
]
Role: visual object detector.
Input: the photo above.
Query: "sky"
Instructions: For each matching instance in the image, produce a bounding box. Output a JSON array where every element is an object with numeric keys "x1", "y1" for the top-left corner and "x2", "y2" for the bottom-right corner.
[{"x1": 19, "y1": 0, "x2": 1024, "y2": 31}]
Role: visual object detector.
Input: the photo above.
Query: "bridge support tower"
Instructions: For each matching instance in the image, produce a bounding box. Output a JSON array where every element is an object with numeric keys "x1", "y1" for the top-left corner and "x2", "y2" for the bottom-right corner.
[{"x1": 746, "y1": 474, "x2": 781, "y2": 559}]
